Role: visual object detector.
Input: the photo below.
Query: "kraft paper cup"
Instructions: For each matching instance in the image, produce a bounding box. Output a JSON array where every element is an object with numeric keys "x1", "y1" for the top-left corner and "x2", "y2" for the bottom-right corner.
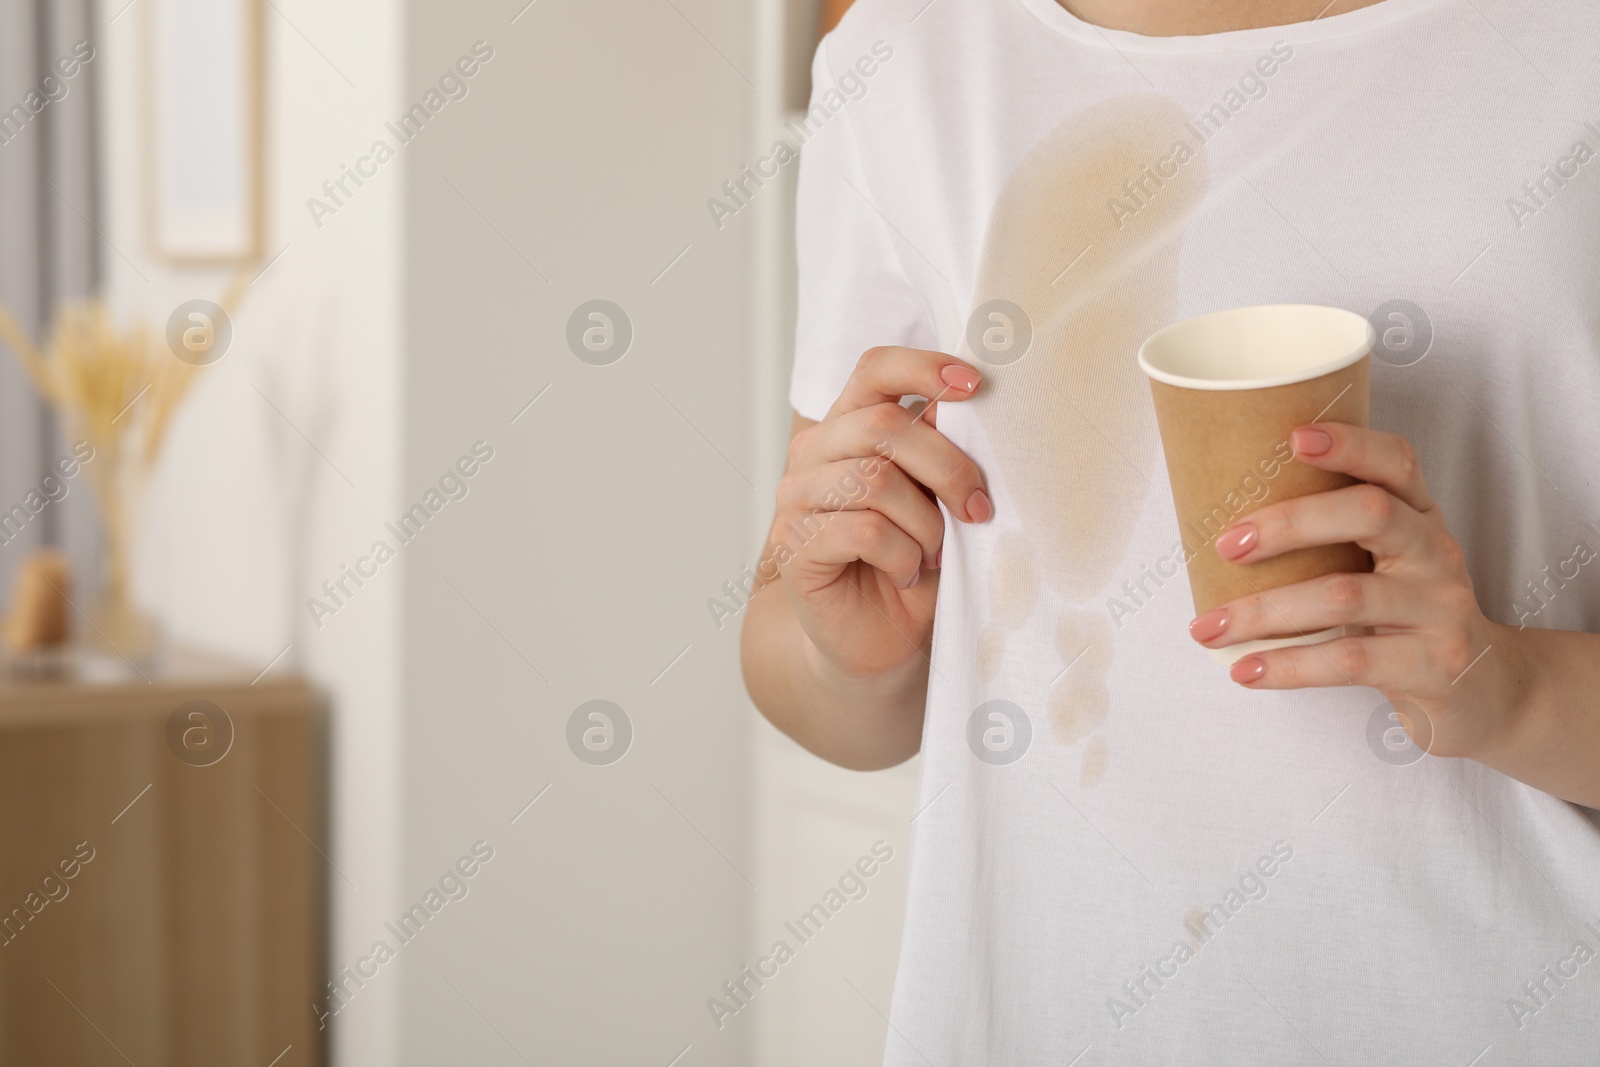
[{"x1": 1138, "y1": 305, "x2": 1375, "y2": 667}]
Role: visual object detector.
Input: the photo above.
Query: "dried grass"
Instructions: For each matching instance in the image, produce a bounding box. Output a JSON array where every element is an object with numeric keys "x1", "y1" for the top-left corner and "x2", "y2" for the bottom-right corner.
[{"x1": 0, "y1": 275, "x2": 248, "y2": 631}]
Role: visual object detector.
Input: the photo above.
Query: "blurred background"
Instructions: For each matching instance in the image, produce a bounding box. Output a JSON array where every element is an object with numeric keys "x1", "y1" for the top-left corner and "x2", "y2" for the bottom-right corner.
[{"x1": 0, "y1": 0, "x2": 919, "y2": 1063}]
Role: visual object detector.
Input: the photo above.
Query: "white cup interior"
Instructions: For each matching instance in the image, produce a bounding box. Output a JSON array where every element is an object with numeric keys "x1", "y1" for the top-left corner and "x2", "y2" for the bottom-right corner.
[{"x1": 1139, "y1": 304, "x2": 1375, "y2": 391}]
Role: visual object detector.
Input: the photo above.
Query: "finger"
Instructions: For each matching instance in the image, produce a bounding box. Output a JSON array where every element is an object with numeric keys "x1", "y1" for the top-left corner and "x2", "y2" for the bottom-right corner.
[
  {"x1": 1215, "y1": 483, "x2": 1425, "y2": 564},
  {"x1": 1288, "y1": 423, "x2": 1435, "y2": 513},
  {"x1": 804, "y1": 404, "x2": 990, "y2": 523},
  {"x1": 778, "y1": 459, "x2": 945, "y2": 568},
  {"x1": 827, "y1": 346, "x2": 982, "y2": 419},
  {"x1": 1229, "y1": 634, "x2": 1426, "y2": 690},
  {"x1": 783, "y1": 510, "x2": 924, "y2": 591},
  {"x1": 1190, "y1": 573, "x2": 1437, "y2": 649}
]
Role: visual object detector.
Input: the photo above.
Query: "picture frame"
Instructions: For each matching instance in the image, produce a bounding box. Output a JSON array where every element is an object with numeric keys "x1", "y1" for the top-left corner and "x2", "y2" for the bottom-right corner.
[{"x1": 143, "y1": 0, "x2": 263, "y2": 264}]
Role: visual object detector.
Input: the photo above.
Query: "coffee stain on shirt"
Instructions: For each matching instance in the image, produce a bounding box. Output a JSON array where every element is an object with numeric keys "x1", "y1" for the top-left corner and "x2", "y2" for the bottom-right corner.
[
  {"x1": 1079, "y1": 735, "x2": 1110, "y2": 789},
  {"x1": 977, "y1": 625, "x2": 1007, "y2": 682},
  {"x1": 990, "y1": 531, "x2": 1040, "y2": 630},
  {"x1": 978, "y1": 531, "x2": 1041, "y2": 680},
  {"x1": 1051, "y1": 611, "x2": 1113, "y2": 745},
  {"x1": 963, "y1": 94, "x2": 1210, "y2": 783}
]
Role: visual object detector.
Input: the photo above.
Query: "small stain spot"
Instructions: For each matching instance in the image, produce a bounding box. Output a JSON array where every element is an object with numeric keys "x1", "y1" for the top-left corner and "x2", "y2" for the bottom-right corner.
[
  {"x1": 977, "y1": 625, "x2": 1006, "y2": 682},
  {"x1": 1080, "y1": 735, "x2": 1109, "y2": 788}
]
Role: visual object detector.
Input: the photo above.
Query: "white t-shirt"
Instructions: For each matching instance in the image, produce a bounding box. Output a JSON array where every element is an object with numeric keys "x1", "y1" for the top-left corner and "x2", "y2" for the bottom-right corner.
[{"x1": 788, "y1": 1, "x2": 1600, "y2": 1062}]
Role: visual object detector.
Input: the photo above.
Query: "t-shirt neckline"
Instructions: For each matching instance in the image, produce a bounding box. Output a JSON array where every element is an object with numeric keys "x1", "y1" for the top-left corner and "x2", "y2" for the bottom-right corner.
[{"x1": 1014, "y1": 0, "x2": 1448, "y2": 53}]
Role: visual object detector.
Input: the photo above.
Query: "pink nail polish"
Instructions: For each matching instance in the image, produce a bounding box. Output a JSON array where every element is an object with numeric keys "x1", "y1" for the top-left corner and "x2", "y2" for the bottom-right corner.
[
  {"x1": 965, "y1": 488, "x2": 992, "y2": 524},
  {"x1": 905, "y1": 570, "x2": 921, "y2": 590},
  {"x1": 1231, "y1": 656, "x2": 1267, "y2": 684},
  {"x1": 1189, "y1": 609, "x2": 1229, "y2": 643},
  {"x1": 940, "y1": 365, "x2": 981, "y2": 393},
  {"x1": 1291, "y1": 427, "x2": 1333, "y2": 457},
  {"x1": 1215, "y1": 523, "x2": 1257, "y2": 561}
]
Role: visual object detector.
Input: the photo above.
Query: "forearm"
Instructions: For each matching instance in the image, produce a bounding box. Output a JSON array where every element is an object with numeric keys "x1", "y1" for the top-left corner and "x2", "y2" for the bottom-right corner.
[
  {"x1": 1477, "y1": 624, "x2": 1600, "y2": 809},
  {"x1": 740, "y1": 581, "x2": 927, "y2": 771}
]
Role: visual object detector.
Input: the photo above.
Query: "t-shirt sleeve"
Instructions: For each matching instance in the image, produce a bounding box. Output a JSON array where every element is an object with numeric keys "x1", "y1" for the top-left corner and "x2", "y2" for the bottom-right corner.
[{"x1": 789, "y1": 41, "x2": 937, "y2": 422}]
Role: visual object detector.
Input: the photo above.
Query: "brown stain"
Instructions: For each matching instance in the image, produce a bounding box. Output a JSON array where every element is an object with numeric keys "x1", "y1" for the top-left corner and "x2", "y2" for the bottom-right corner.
[
  {"x1": 1050, "y1": 611, "x2": 1114, "y2": 744},
  {"x1": 1079, "y1": 735, "x2": 1110, "y2": 788},
  {"x1": 990, "y1": 531, "x2": 1040, "y2": 631},
  {"x1": 968, "y1": 93, "x2": 1209, "y2": 601},
  {"x1": 976, "y1": 532, "x2": 1041, "y2": 680},
  {"x1": 1048, "y1": 675, "x2": 1108, "y2": 745},
  {"x1": 977, "y1": 624, "x2": 1006, "y2": 683},
  {"x1": 964, "y1": 95, "x2": 1208, "y2": 763}
]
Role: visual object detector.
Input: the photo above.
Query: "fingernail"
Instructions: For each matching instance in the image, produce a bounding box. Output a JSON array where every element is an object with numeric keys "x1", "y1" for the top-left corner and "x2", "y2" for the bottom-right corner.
[
  {"x1": 934, "y1": 547, "x2": 942, "y2": 569},
  {"x1": 905, "y1": 569, "x2": 921, "y2": 590},
  {"x1": 1292, "y1": 427, "x2": 1333, "y2": 457},
  {"x1": 1215, "y1": 523, "x2": 1257, "y2": 561},
  {"x1": 940, "y1": 365, "x2": 981, "y2": 393},
  {"x1": 1189, "y1": 609, "x2": 1229, "y2": 643},
  {"x1": 965, "y1": 487, "x2": 992, "y2": 523},
  {"x1": 1231, "y1": 655, "x2": 1267, "y2": 684}
]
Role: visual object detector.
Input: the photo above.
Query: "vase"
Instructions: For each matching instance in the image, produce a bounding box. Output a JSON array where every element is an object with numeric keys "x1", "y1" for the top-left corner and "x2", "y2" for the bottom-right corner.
[{"x1": 83, "y1": 446, "x2": 160, "y2": 668}]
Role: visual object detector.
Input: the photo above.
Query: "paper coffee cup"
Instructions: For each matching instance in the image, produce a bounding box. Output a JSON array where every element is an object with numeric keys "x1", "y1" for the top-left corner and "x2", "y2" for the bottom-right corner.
[{"x1": 1138, "y1": 305, "x2": 1375, "y2": 666}]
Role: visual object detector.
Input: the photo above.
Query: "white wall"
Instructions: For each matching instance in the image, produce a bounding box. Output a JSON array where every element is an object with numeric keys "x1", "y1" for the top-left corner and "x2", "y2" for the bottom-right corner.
[{"x1": 100, "y1": 1, "x2": 406, "y2": 1063}]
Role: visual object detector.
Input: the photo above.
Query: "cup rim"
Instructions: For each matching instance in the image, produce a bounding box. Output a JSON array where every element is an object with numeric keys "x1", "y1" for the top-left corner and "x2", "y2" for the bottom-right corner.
[{"x1": 1138, "y1": 304, "x2": 1376, "y2": 391}]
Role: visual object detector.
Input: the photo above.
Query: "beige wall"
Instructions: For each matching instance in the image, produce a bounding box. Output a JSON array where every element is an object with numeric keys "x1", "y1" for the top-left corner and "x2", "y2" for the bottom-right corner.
[{"x1": 398, "y1": 0, "x2": 755, "y2": 1063}]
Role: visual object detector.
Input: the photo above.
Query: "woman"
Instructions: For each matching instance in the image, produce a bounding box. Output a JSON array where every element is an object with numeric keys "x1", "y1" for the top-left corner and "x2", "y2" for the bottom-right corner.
[{"x1": 742, "y1": 0, "x2": 1600, "y2": 1062}]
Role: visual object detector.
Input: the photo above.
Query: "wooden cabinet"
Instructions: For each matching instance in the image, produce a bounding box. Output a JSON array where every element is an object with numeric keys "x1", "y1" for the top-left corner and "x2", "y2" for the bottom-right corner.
[{"x1": 0, "y1": 651, "x2": 323, "y2": 1067}]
